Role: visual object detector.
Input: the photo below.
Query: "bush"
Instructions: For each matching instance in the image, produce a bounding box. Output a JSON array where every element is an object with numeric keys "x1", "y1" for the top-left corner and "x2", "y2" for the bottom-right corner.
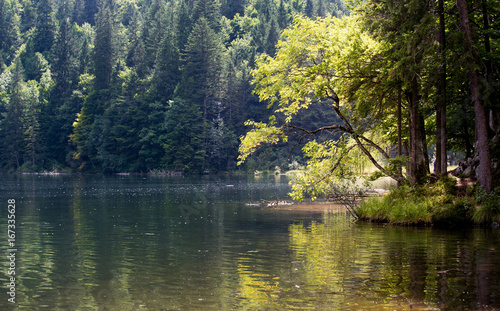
[
  {"x1": 473, "y1": 188, "x2": 500, "y2": 225},
  {"x1": 432, "y1": 198, "x2": 475, "y2": 227}
]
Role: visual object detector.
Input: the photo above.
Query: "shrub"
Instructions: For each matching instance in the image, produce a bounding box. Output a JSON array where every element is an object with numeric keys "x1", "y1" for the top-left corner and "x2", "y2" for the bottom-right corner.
[{"x1": 473, "y1": 188, "x2": 500, "y2": 225}]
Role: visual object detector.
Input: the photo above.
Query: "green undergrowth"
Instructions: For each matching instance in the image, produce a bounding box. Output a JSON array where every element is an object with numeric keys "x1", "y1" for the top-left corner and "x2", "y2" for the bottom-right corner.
[{"x1": 357, "y1": 176, "x2": 499, "y2": 227}]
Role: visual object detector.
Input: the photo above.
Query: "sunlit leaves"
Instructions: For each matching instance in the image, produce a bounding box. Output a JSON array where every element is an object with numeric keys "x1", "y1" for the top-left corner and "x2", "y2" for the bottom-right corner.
[
  {"x1": 238, "y1": 120, "x2": 288, "y2": 165},
  {"x1": 252, "y1": 14, "x2": 386, "y2": 122},
  {"x1": 240, "y1": 14, "x2": 397, "y2": 198}
]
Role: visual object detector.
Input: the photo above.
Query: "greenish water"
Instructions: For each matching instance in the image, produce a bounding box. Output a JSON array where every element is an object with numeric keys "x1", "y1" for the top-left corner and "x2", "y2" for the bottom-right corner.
[{"x1": 1, "y1": 174, "x2": 499, "y2": 310}]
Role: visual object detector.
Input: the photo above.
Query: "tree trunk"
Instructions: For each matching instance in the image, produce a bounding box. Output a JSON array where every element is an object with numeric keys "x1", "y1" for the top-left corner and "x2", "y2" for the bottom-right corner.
[
  {"x1": 457, "y1": 0, "x2": 493, "y2": 192},
  {"x1": 481, "y1": 0, "x2": 498, "y2": 136},
  {"x1": 435, "y1": 0, "x2": 447, "y2": 176},
  {"x1": 407, "y1": 77, "x2": 430, "y2": 184},
  {"x1": 397, "y1": 84, "x2": 403, "y2": 184}
]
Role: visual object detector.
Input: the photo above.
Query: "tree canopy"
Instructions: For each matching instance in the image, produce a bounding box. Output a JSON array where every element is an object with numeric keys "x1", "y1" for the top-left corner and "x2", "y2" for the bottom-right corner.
[{"x1": 239, "y1": 0, "x2": 500, "y2": 196}]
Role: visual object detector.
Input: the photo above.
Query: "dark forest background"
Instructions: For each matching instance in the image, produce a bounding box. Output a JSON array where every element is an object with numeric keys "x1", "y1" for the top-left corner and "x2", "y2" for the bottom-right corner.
[{"x1": 0, "y1": 0, "x2": 347, "y2": 173}]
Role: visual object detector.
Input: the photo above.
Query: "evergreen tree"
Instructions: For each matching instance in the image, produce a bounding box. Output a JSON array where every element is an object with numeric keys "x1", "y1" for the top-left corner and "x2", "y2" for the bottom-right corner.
[
  {"x1": 277, "y1": 0, "x2": 289, "y2": 29},
  {"x1": 457, "y1": 0, "x2": 493, "y2": 192},
  {"x1": 33, "y1": 0, "x2": 57, "y2": 55},
  {"x1": 1, "y1": 59, "x2": 25, "y2": 170},
  {"x1": 20, "y1": 0, "x2": 36, "y2": 33},
  {"x1": 152, "y1": 25, "x2": 180, "y2": 103},
  {"x1": 22, "y1": 80, "x2": 41, "y2": 168},
  {"x1": 93, "y1": 0, "x2": 114, "y2": 90},
  {"x1": 179, "y1": 17, "x2": 224, "y2": 124},
  {"x1": 0, "y1": 0, "x2": 21, "y2": 63},
  {"x1": 43, "y1": 17, "x2": 79, "y2": 164},
  {"x1": 162, "y1": 98, "x2": 205, "y2": 173},
  {"x1": 140, "y1": 0, "x2": 166, "y2": 72},
  {"x1": 192, "y1": 0, "x2": 221, "y2": 31},
  {"x1": 358, "y1": 0, "x2": 435, "y2": 184},
  {"x1": 174, "y1": 0, "x2": 193, "y2": 52},
  {"x1": 83, "y1": 0, "x2": 99, "y2": 25}
]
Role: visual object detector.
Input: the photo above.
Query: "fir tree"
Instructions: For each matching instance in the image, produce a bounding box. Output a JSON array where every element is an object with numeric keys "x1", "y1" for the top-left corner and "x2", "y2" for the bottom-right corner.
[{"x1": 33, "y1": 0, "x2": 57, "y2": 55}]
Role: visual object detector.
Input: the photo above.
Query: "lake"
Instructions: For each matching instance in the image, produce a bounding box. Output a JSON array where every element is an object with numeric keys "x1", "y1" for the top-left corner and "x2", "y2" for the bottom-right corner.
[{"x1": 1, "y1": 174, "x2": 499, "y2": 310}]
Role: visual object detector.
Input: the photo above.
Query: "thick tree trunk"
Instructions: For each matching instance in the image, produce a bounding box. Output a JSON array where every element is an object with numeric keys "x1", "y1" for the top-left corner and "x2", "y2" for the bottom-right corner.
[
  {"x1": 457, "y1": 0, "x2": 493, "y2": 192},
  {"x1": 435, "y1": 0, "x2": 447, "y2": 176},
  {"x1": 407, "y1": 77, "x2": 430, "y2": 184}
]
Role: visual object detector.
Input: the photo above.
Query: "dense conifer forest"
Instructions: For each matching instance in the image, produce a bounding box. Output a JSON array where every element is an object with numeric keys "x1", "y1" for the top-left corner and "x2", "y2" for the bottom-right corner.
[{"x1": 0, "y1": 0, "x2": 347, "y2": 173}]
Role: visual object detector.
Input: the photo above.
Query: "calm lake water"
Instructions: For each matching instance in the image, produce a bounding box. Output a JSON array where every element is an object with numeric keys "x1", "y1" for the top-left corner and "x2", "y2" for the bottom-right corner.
[{"x1": 1, "y1": 174, "x2": 499, "y2": 310}]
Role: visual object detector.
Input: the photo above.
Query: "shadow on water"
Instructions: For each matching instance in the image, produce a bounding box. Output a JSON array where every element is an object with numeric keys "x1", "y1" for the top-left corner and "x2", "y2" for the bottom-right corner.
[{"x1": 0, "y1": 174, "x2": 499, "y2": 310}]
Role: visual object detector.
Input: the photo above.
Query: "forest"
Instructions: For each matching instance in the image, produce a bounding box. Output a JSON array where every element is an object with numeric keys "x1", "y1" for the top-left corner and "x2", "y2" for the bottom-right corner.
[
  {"x1": 0, "y1": 0, "x2": 347, "y2": 173},
  {"x1": 0, "y1": 0, "x2": 499, "y2": 190}
]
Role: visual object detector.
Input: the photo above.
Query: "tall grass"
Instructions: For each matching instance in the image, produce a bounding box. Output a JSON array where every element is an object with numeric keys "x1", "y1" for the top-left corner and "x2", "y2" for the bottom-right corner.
[
  {"x1": 357, "y1": 186, "x2": 434, "y2": 225},
  {"x1": 357, "y1": 176, "x2": 476, "y2": 226}
]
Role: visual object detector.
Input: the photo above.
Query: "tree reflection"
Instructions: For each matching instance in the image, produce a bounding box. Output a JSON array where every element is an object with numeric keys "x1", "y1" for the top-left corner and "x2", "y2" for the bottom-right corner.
[{"x1": 235, "y1": 212, "x2": 500, "y2": 310}]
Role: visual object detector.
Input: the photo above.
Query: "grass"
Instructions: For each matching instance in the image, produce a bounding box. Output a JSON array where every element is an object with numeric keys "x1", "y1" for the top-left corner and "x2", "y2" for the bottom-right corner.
[{"x1": 356, "y1": 176, "x2": 490, "y2": 227}]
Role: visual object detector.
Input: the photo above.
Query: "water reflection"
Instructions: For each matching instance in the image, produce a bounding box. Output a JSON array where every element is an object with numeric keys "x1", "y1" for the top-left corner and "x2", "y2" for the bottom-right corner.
[
  {"x1": 0, "y1": 175, "x2": 499, "y2": 310},
  {"x1": 284, "y1": 213, "x2": 500, "y2": 310}
]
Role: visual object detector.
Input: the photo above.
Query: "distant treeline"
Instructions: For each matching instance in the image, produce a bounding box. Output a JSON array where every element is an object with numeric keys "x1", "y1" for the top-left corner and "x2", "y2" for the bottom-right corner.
[{"x1": 0, "y1": 0, "x2": 347, "y2": 173}]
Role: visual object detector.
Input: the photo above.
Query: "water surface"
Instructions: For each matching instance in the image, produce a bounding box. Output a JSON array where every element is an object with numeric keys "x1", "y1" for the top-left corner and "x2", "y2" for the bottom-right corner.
[{"x1": 1, "y1": 174, "x2": 499, "y2": 310}]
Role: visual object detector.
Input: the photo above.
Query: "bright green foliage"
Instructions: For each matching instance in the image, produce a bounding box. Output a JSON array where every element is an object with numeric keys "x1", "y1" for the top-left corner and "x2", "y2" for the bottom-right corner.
[
  {"x1": 240, "y1": 14, "x2": 400, "y2": 199},
  {"x1": 251, "y1": 15, "x2": 385, "y2": 121},
  {"x1": 238, "y1": 119, "x2": 288, "y2": 165}
]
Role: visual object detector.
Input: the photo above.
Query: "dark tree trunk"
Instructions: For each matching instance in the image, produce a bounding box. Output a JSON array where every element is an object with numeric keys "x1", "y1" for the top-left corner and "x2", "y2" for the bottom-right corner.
[
  {"x1": 407, "y1": 77, "x2": 430, "y2": 184},
  {"x1": 435, "y1": 0, "x2": 447, "y2": 176},
  {"x1": 457, "y1": 0, "x2": 493, "y2": 192},
  {"x1": 481, "y1": 0, "x2": 498, "y2": 136}
]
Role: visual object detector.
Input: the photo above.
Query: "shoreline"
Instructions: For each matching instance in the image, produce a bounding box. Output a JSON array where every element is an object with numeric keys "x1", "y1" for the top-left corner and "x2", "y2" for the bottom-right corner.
[{"x1": 263, "y1": 202, "x2": 346, "y2": 213}]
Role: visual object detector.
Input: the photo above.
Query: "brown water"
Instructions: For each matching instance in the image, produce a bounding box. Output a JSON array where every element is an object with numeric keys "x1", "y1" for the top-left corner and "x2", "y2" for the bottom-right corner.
[{"x1": 0, "y1": 174, "x2": 499, "y2": 310}]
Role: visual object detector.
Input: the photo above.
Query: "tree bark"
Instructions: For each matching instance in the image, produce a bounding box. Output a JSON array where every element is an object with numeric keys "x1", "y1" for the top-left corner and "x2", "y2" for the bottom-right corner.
[
  {"x1": 407, "y1": 77, "x2": 430, "y2": 184},
  {"x1": 397, "y1": 84, "x2": 403, "y2": 184},
  {"x1": 457, "y1": 0, "x2": 493, "y2": 192},
  {"x1": 435, "y1": 0, "x2": 447, "y2": 176}
]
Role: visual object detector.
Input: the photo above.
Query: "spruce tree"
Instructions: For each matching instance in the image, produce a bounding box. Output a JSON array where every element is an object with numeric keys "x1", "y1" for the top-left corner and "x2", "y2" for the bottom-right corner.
[
  {"x1": 2, "y1": 59, "x2": 25, "y2": 170},
  {"x1": 33, "y1": 0, "x2": 57, "y2": 55},
  {"x1": 93, "y1": 0, "x2": 114, "y2": 91}
]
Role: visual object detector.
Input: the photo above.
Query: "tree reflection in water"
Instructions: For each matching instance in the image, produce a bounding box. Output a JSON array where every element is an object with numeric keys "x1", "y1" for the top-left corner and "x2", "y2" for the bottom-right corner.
[{"x1": 236, "y1": 212, "x2": 500, "y2": 310}]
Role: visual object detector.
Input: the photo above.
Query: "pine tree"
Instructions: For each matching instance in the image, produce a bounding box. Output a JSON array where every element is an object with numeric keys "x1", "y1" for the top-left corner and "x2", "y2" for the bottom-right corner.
[
  {"x1": 174, "y1": 0, "x2": 193, "y2": 52},
  {"x1": 93, "y1": 0, "x2": 114, "y2": 90},
  {"x1": 140, "y1": 0, "x2": 166, "y2": 72},
  {"x1": 33, "y1": 0, "x2": 57, "y2": 55},
  {"x1": 192, "y1": 0, "x2": 221, "y2": 31},
  {"x1": 1, "y1": 59, "x2": 25, "y2": 170},
  {"x1": 83, "y1": 0, "x2": 99, "y2": 25},
  {"x1": 0, "y1": 0, "x2": 21, "y2": 62},
  {"x1": 304, "y1": 0, "x2": 314, "y2": 17},
  {"x1": 43, "y1": 16, "x2": 79, "y2": 164},
  {"x1": 152, "y1": 26, "x2": 180, "y2": 103},
  {"x1": 457, "y1": 0, "x2": 493, "y2": 192},
  {"x1": 162, "y1": 98, "x2": 205, "y2": 173},
  {"x1": 359, "y1": 0, "x2": 435, "y2": 184},
  {"x1": 22, "y1": 81, "x2": 40, "y2": 168},
  {"x1": 277, "y1": 0, "x2": 289, "y2": 29}
]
